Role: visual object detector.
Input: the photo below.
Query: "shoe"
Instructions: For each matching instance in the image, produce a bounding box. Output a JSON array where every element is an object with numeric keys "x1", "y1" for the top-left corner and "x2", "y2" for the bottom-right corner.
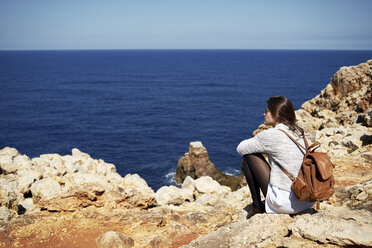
[{"x1": 251, "y1": 204, "x2": 265, "y2": 214}]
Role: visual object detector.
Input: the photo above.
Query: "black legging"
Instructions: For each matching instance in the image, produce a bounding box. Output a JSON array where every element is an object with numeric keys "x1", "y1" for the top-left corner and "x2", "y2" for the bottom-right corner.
[{"x1": 241, "y1": 154, "x2": 271, "y2": 209}]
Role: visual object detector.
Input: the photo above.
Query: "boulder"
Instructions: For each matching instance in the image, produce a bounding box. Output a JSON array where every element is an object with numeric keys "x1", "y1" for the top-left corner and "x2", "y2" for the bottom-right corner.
[
  {"x1": 182, "y1": 206, "x2": 372, "y2": 248},
  {"x1": 0, "y1": 178, "x2": 19, "y2": 210},
  {"x1": 194, "y1": 193, "x2": 219, "y2": 206},
  {"x1": 30, "y1": 178, "x2": 62, "y2": 203},
  {"x1": 116, "y1": 174, "x2": 156, "y2": 209},
  {"x1": 121, "y1": 173, "x2": 154, "y2": 196},
  {"x1": 182, "y1": 176, "x2": 196, "y2": 191},
  {"x1": 330, "y1": 178, "x2": 372, "y2": 211},
  {"x1": 62, "y1": 173, "x2": 111, "y2": 192},
  {"x1": 0, "y1": 206, "x2": 13, "y2": 224},
  {"x1": 16, "y1": 169, "x2": 40, "y2": 194},
  {"x1": 155, "y1": 186, "x2": 194, "y2": 206},
  {"x1": 194, "y1": 176, "x2": 231, "y2": 196},
  {"x1": 19, "y1": 198, "x2": 37, "y2": 213},
  {"x1": 96, "y1": 231, "x2": 134, "y2": 248},
  {"x1": 290, "y1": 207, "x2": 372, "y2": 247},
  {"x1": 181, "y1": 213, "x2": 293, "y2": 248},
  {"x1": 0, "y1": 147, "x2": 22, "y2": 174}
]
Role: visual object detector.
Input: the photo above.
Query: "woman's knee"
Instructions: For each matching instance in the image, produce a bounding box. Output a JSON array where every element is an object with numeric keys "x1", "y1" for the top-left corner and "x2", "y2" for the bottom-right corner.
[{"x1": 243, "y1": 153, "x2": 263, "y2": 164}]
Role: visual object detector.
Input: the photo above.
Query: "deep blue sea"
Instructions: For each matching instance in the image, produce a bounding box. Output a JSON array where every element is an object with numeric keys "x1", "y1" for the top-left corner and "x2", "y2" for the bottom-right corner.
[{"x1": 1, "y1": 49, "x2": 371, "y2": 190}]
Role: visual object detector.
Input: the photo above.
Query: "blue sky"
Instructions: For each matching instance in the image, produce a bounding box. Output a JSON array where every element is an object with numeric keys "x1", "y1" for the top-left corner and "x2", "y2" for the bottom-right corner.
[{"x1": 1, "y1": 0, "x2": 371, "y2": 50}]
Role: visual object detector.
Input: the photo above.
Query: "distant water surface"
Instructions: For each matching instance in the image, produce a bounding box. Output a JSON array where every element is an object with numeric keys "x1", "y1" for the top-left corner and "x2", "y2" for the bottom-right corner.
[{"x1": 1, "y1": 49, "x2": 371, "y2": 190}]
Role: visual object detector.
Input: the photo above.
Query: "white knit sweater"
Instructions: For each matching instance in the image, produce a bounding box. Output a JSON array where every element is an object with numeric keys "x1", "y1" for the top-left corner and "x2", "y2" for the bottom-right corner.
[{"x1": 237, "y1": 123, "x2": 307, "y2": 192}]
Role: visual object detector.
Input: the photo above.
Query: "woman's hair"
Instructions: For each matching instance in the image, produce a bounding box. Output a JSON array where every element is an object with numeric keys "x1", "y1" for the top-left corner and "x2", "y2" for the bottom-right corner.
[{"x1": 266, "y1": 96, "x2": 304, "y2": 135}]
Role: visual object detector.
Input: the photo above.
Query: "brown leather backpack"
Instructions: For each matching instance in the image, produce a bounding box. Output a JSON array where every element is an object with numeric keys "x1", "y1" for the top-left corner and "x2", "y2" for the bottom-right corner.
[{"x1": 277, "y1": 130, "x2": 335, "y2": 202}]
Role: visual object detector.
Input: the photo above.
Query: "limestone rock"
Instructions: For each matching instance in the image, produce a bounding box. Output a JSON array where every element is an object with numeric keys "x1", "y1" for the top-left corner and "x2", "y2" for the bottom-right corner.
[
  {"x1": 300, "y1": 60, "x2": 372, "y2": 132},
  {"x1": 175, "y1": 142, "x2": 242, "y2": 190},
  {"x1": 0, "y1": 206, "x2": 13, "y2": 224},
  {"x1": 194, "y1": 193, "x2": 219, "y2": 206},
  {"x1": 121, "y1": 173, "x2": 154, "y2": 196},
  {"x1": 19, "y1": 198, "x2": 37, "y2": 213},
  {"x1": 119, "y1": 173, "x2": 156, "y2": 208},
  {"x1": 156, "y1": 185, "x2": 194, "y2": 206},
  {"x1": 194, "y1": 176, "x2": 231, "y2": 196},
  {"x1": 182, "y1": 213, "x2": 293, "y2": 248},
  {"x1": 182, "y1": 176, "x2": 196, "y2": 190},
  {"x1": 0, "y1": 147, "x2": 24, "y2": 174},
  {"x1": 0, "y1": 178, "x2": 19, "y2": 210},
  {"x1": 330, "y1": 178, "x2": 372, "y2": 210},
  {"x1": 149, "y1": 236, "x2": 167, "y2": 248},
  {"x1": 252, "y1": 60, "x2": 372, "y2": 187},
  {"x1": 96, "y1": 231, "x2": 134, "y2": 248},
  {"x1": 290, "y1": 207, "x2": 372, "y2": 247},
  {"x1": 182, "y1": 206, "x2": 372, "y2": 248},
  {"x1": 16, "y1": 169, "x2": 40, "y2": 194},
  {"x1": 30, "y1": 178, "x2": 62, "y2": 203}
]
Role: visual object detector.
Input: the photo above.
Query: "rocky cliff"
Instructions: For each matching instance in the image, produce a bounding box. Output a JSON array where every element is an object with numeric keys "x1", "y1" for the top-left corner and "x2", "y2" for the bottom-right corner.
[
  {"x1": 254, "y1": 59, "x2": 372, "y2": 187},
  {"x1": 1, "y1": 60, "x2": 372, "y2": 248}
]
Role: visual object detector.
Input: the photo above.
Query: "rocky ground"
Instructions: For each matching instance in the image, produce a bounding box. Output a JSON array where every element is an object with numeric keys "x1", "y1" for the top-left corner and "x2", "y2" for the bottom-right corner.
[{"x1": 1, "y1": 60, "x2": 371, "y2": 247}]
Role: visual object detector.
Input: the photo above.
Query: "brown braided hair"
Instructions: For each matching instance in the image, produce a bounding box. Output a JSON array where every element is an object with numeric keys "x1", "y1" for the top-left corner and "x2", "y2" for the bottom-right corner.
[{"x1": 266, "y1": 96, "x2": 304, "y2": 136}]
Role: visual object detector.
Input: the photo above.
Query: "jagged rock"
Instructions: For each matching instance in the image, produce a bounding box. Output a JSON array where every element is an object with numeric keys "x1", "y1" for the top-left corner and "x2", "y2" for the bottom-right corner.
[
  {"x1": 18, "y1": 198, "x2": 37, "y2": 213},
  {"x1": 253, "y1": 60, "x2": 372, "y2": 187},
  {"x1": 121, "y1": 173, "x2": 154, "y2": 196},
  {"x1": 30, "y1": 178, "x2": 62, "y2": 203},
  {"x1": 0, "y1": 178, "x2": 19, "y2": 210},
  {"x1": 62, "y1": 173, "x2": 112, "y2": 193},
  {"x1": 194, "y1": 193, "x2": 219, "y2": 206},
  {"x1": 181, "y1": 213, "x2": 293, "y2": 248},
  {"x1": 0, "y1": 147, "x2": 157, "y2": 218},
  {"x1": 149, "y1": 236, "x2": 167, "y2": 248},
  {"x1": 16, "y1": 169, "x2": 40, "y2": 194},
  {"x1": 194, "y1": 176, "x2": 231, "y2": 196},
  {"x1": 119, "y1": 174, "x2": 156, "y2": 208},
  {"x1": 0, "y1": 206, "x2": 13, "y2": 224},
  {"x1": 0, "y1": 147, "x2": 24, "y2": 174},
  {"x1": 37, "y1": 185, "x2": 106, "y2": 211},
  {"x1": 175, "y1": 141, "x2": 243, "y2": 190},
  {"x1": 329, "y1": 178, "x2": 372, "y2": 211},
  {"x1": 290, "y1": 207, "x2": 372, "y2": 247},
  {"x1": 299, "y1": 60, "x2": 372, "y2": 131},
  {"x1": 182, "y1": 176, "x2": 196, "y2": 190},
  {"x1": 156, "y1": 185, "x2": 194, "y2": 206},
  {"x1": 96, "y1": 231, "x2": 135, "y2": 248},
  {"x1": 224, "y1": 186, "x2": 251, "y2": 207},
  {"x1": 182, "y1": 206, "x2": 372, "y2": 248}
]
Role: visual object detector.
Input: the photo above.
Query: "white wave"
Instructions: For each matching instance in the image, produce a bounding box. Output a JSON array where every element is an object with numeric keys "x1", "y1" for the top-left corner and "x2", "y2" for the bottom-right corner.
[
  {"x1": 223, "y1": 167, "x2": 241, "y2": 176},
  {"x1": 164, "y1": 171, "x2": 180, "y2": 186}
]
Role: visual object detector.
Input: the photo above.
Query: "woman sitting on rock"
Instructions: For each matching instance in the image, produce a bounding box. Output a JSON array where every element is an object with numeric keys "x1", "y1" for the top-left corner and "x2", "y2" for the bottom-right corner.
[{"x1": 237, "y1": 96, "x2": 314, "y2": 214}]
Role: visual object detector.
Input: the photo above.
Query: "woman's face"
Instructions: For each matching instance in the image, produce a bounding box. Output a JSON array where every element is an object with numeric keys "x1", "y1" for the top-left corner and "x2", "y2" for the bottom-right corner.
[{"x1": 264, "y1": 107, "x2": 277, "y2": 126}]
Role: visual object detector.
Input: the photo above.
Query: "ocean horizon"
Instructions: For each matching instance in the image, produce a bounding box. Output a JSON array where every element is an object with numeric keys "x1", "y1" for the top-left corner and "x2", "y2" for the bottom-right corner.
[{"x1": 1, "y1": 49, "x2": 372, "y2": 190}]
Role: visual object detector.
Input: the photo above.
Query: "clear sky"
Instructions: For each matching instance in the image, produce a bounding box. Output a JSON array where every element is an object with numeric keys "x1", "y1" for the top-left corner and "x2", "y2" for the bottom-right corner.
[{"x1": 1, "y1": 0, "x2": 371, "y2": 50}]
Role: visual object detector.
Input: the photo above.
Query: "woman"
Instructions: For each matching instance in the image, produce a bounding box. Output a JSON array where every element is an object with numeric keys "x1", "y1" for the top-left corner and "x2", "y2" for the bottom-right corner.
[{"x1": 237, "y1": 96, "x2": 314, "y2": 214}]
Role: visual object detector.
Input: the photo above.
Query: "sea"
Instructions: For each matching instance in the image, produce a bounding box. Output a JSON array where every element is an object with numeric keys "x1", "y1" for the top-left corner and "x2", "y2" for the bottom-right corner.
[{"x1": 1, "y1": 49, "x2": 371, "y2": 190}]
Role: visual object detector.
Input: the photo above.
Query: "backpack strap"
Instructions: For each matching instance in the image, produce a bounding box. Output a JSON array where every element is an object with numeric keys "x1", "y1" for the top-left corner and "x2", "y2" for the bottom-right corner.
[
  {"x1": 276, "y1": 162, "x2": 296, "y2": 182},
  {"x1": 276, "y1": 129, "x2": 308, "y2": 181},
  {"x1": 279, "y1": 129, "x2": 321, "y2": 152}
]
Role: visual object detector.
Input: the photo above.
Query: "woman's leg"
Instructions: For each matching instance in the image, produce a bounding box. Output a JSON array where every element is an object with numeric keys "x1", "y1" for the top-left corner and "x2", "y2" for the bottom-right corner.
[{"x1": 241, "y1": 153, "x2": 271, "y2": 209}]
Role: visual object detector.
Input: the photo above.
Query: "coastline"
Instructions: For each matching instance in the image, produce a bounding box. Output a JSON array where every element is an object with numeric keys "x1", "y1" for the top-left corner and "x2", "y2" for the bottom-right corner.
[{"x1": 1, "y1": 60, "x2": 371, "y2": 247}]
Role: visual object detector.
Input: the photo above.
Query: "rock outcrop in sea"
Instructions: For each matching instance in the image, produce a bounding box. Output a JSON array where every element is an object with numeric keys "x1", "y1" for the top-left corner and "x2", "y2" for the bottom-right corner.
[
  {"x1": 175, "y1": 141, "x2": 244, "y2": 191},
  {"x1": 1, "y1": 60, "x2": 371, "y2": 247}
]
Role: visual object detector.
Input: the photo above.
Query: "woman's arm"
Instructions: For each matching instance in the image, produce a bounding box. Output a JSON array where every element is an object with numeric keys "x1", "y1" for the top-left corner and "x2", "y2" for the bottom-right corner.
[{"x1": 236, "y1": 135, "x2": 265, "y2": 156}]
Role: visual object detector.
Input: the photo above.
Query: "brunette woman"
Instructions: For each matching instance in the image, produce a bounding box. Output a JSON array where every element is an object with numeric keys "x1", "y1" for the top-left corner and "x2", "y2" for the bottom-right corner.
[{"x1": 237, "y1": 96, "x2": 314, "y2": 214}]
